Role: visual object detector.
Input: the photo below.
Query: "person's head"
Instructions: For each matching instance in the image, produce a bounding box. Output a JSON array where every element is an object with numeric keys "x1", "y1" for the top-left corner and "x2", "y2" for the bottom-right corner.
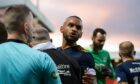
[
  {"x1": 31, "y1": 25, "x2": 51, "y2": 46},
  {"x1": 4, "y1": 5, "x2": 34, "y2": 43},
  {"x1": 92, "y1": 28, "x2": 106, "y2": 51},
  {"x1": 0, "y1": 7, "x2": 7, "y2": 22},
  {"x1": 119, "y1": 41, "x2": 135, "y2": 59},
  {"x1": 60, "y1": 16, "x2": 83, "y2": 44},
  {"x1": 0, "y1": 22, "x2": 7, "y2": 43}
]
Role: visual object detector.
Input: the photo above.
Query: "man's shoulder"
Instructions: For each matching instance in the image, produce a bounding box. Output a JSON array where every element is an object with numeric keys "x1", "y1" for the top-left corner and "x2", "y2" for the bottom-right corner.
[
  {"x1": 43, "y1": 48, "x2": 69, "y2": 60},
  {"x1": 57, "y1": 46, "x2": 89, "y2": 55},
  {"x1": 98, "y1": 49, "x2": 110, "y2": 56},
  {"x1": 116, "y1": 61, "x2": 131, "y2": 70},
  {"x1": 101, "y1": 49, "x2": 109, "y2": 53},
  {"x1": 74, "y1": 45, "x2": 89, "y2": 53},
  {"x1": 43, "y1": 48, "x2": 79, "y2": 63}
]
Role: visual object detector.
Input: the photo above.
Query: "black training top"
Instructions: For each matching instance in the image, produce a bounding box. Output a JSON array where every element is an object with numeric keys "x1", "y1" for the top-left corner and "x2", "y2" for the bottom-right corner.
[
  {"x1": 116, "y1": 60, "x2": 140, "y2": 84},
  {"x1": 42, "y1": 48, "x2": 82, "y2": 84},
  {"x1": 57, "y1": 45, "x2": 95, "y2": 75}
]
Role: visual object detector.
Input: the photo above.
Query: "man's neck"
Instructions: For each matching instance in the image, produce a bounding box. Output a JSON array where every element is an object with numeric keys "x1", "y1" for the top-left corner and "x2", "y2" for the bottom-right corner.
[
  {"x1": 91, "y1": 45, "x2": 99, "y2": 53},
  {"x1": 123, "y1": 57, "x2": 134, "y2": 62},
  {"x1": 61, "y1": 40, "x2": 77, "y2": 50},
  {"x1": 8, "y1": 33, "x2": 26, "y2": 43},
  {"x1": 93, "y1": 48, "x2": 99, "y2": 53}
]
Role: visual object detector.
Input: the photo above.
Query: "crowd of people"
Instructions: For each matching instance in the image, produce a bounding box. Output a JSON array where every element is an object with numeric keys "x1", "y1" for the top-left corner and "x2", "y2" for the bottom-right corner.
[{"x1": 0, "y1": 5, "x2": 140, "y2": 84}]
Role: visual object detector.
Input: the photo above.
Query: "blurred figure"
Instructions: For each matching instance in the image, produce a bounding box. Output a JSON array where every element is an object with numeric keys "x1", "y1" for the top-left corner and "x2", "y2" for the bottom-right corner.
[
  {"x1": 86, "y1": 28, "x2": 116, "y2": 84},
  {"x1": 31, "y1": 24, "x2": 82, "y2": 84},
  {"x1": 116, "y1": 41, "x2": 140, "y2": 84},
  {"x1": 57, "y1": 16, "x2": 96, "y2": 84},
  {"x1": 0, "y1": 22, "x2": 7, "y2": 43},
  {"x1": 0, "y1": 7, "x2": 7, "y2": 22},
  {"x1": 0, "y1": 5, "x2": 61, "y2": 84},
  {"x1": 0, "y1": 7, "x2": 7, "y2": 43}
]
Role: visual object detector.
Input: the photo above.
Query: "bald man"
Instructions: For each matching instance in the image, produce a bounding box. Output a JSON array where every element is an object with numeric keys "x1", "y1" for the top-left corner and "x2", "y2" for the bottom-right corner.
[
  {"x1": 31, "y1": 25, "x2": 82, "y2": 84},
  {"x1": 57, "y1": 16, "x2": 96, "y2": 84},
  {"x1": 116, "y1": 41, "x2": 140, "y2": 84}
]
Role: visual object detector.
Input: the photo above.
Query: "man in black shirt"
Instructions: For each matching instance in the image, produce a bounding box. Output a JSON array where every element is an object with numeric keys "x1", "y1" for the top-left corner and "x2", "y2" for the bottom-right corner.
[
  {"x1": 116, "y1": 41, "x2": 140, "y2": 84},
  {"x1": 31, "y1": 25, "x2": 82, "y2": 84},
  {"x1": 58, "y1": 16, "x2": 96, "y2": 84}
]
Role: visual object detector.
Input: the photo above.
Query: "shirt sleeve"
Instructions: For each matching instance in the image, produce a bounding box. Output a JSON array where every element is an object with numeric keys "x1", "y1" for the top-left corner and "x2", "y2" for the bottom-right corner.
[
  {"x1": 116, "y1": 65, "x2": 127, "y2": 83},
  {"x1": 41, "y1": 53, "x2": 62, "y2": 84},
  {"x1": 107, "y1": 53, "x2": 116, "y2": 79},
  {"x1": 81, "y1": 52, "x2": 95, "y2": 69}
]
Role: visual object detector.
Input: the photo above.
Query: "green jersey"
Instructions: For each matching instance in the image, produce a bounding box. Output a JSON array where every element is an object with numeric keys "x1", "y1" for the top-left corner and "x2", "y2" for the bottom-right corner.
[{"x1": 86, "y1": 47, "x2": 116, "y2": 84}]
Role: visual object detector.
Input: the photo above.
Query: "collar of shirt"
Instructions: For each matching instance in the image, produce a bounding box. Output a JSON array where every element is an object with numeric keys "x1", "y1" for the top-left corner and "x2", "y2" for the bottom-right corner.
[
  {"x1": 6, "y1": 39, "x2": 26, "y2": 44},
  {"x1": 33, "y1": 41, "x2": 55, "y2": 50}
]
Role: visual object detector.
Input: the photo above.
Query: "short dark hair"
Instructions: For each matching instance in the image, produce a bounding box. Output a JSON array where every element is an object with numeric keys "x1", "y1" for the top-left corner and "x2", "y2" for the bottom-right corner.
[
  {"x1": 0, "y1": 22, "x2": 7, "y2": 43},
  {"x1": 119, "y1": 41, "x2": 134, "y2": 57},
  {"x1": 93, "y1": 28, "x2": 106, "y2": 37},
  {"x1": 4, "y1": 5, "x2": 30, "y2": 33},
  {"x1": 65, "y1": 15, "x2": 82, "y2": 21}
]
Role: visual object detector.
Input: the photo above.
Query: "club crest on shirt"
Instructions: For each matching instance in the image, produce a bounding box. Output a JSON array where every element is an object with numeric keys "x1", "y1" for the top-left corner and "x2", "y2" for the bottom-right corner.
[
  {"x1": 51, "y1": 71, "x2": 59, "y2": 80},
  {"x1": 102, "y1": 57, "x2": 107, "y2": 63},
  {"x1": 117, "y1": 77, "x2": 121, "y2": 82}
]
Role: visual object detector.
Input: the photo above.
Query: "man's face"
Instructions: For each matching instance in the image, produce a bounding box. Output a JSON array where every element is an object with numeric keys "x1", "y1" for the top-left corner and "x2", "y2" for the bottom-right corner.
[
  {"x1": 60, "y1": 17, "x2": 83, "y2": 43},
  {"x1": 92, "y1": 32, "x2": 106, "y2": 50}
]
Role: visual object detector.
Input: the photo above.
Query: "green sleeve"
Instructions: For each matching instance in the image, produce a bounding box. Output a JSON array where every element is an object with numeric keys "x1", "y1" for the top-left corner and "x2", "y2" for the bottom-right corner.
[{"x1": 107, "y1": 53, "x2": 116, "y2": 80}]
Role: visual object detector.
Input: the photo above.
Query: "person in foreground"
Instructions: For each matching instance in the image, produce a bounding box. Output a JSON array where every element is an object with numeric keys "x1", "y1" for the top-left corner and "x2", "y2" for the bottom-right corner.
[
  {"x1": 86, "y1": 28, "x2": 116, "y2": 84},
  {"x1": 0, "y1": 7, "x2": 7, "y2": 43},
  {"x1": 0, "y1": 5, "x2": 61, "y2": 84},
  {"x1": 31, "y1": 24, "x2": 82, "y2": 84},
  {"x1": 116, "y1": 41, "x2": 140, "y2": 84},
  {"x1": 57, "y1": 16, "x2": 96, "y2": 84}
]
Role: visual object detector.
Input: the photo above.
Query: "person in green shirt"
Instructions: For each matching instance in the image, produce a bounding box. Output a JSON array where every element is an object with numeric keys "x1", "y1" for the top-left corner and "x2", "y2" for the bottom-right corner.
[{"x1": 86, "y1": 28, "x2": 116, "y2": 84}]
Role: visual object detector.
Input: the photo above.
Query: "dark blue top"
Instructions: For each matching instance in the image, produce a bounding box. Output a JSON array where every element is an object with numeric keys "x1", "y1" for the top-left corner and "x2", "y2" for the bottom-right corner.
[
  {"x1": 116, "y1": 60, "x2": 140, "y2": 84},
  {"x1": 57, "y1": 45, "x2": 95, "y2": 74},
  {"x1": 42, "y1": 48, "x2": 82, "y2": 84}
]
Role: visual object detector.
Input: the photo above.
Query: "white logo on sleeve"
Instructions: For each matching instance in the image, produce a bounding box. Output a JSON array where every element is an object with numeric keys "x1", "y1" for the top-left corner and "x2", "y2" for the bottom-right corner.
[{"x1": 117, "y1": 77, "x2": 121, "y2": 82}]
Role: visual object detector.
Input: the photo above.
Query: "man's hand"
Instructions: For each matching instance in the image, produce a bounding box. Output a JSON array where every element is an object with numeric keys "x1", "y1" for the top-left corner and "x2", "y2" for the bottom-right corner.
[
  {"x1": 101, "y1": 66, "x2": 113, "y2": 78},
  {"x1": 82, "y1": 72, "x2": 97, "y2": 84}
]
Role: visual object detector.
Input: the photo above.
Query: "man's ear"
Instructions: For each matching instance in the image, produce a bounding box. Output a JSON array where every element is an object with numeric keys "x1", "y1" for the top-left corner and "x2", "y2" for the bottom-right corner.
[
  {"x1": 23, "y1": 22, "x2": 29, "y2": 35},
  {"x1": 92, "y1": 36, "x2": 94, "y2": 41},
  {"x1": 133, "y1": 51, "x2": 136, "y2": 56},
  {"x1": 119, "y1": 52, "x2": 122, "y2": 58},
  {"x1": 19, "y1": 22, "x2": 27, "y2": 33},
  {"x1": 79, "y1": 31, "x2": 83, "y2": 38},
  {"x1": 60, "y1": 26, "x2": 63, "y2": 33}
]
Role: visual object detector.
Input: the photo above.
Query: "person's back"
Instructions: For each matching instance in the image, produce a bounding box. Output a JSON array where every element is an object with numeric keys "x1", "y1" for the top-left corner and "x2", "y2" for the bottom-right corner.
[
  {"x1": 116, "y1": 60, "x2": 140, "y2": 84},
  {"x1": 0, "y1": 5, "x2": 61, "y2": 84},
  {"x1": 0, "y1": 40, "x2": 61, "y2": 84},
  {"x1": 116, "y1": 41, "x2": 140, "y2": 84}
]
